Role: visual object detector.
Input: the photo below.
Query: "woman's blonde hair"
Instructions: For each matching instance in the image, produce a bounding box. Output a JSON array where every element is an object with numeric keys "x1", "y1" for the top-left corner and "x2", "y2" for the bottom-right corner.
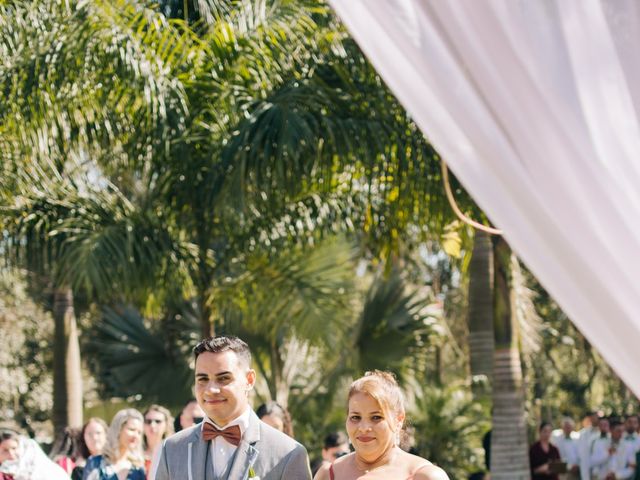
[
  {"x1": 143, "y1": 404, "x2": 174, "y2": 448},
  {"x1": 348, "y1": 370, "x2": 405, "y2": 432},
  {"x1": 103, "y1": 408, "x2": 144, "y2": 467}
]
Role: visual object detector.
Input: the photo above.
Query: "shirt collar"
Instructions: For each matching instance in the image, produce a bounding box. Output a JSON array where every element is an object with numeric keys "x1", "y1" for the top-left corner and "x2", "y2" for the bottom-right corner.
[{"x1": 204, "y1": 407, "x2": 251, "y2": 436}]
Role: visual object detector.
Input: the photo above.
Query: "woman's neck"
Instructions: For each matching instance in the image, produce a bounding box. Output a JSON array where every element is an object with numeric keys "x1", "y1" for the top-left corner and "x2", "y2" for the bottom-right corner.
[
  {"x1": 354, "y1": 444, "x2": 396, "y2": 473},
  {"x1": 115, "y1": 447, "x2": 131, "y2": 464},
  {"x1": 146, "y1": 438, "x2": 161, "y2": 456}
]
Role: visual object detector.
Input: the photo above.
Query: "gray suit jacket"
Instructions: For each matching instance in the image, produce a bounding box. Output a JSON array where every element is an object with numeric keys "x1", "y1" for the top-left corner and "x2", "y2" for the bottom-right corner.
[{"x1": 153, "y1": 411, "x2": 311, "y2": 480}]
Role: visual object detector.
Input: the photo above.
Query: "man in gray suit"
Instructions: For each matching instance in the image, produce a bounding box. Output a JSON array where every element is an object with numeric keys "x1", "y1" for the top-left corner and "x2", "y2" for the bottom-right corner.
[{"x1": 153, "y1": 335, "x2": 311, "y2": 480}]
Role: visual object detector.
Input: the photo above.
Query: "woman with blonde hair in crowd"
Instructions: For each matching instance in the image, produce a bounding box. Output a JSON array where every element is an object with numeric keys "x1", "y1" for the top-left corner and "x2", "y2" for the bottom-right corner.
[
  {"x1": 82, "y1": 409, "x2": 145, "y2": 480},
  {"x1": 142, "y1": 405, "x2": 173, "y2": 475},
  {"x1": 314, "y1": 371, "x2": 449, "y2": 480}
]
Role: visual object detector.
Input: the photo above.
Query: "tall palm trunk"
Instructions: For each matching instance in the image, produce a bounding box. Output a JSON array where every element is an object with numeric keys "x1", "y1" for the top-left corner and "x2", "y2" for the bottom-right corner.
[
  {"x1": 52, "y1": 287, "x2": 83, "y2": 437},
  {"x1": 467, "y1": 230, "x2": 494, "y2": 400},
  {"x1": 490, "y1": 237, "x2": 530, "y2": 479}
]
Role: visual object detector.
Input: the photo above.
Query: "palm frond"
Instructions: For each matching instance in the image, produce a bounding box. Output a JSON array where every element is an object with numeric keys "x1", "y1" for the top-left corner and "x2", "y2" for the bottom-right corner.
[
  {"x1": 1, "y1": 169, "x2": 194, "y2": 301},
  {"x1": 213, "y1": 235, "x2": 357, "y2": 345},
  {"x1": 408, "y1": 381, "x2": 489, "y2": 477},
  {"x1": 0, "y1": 0, "x2": 192, "y2": 172},
  {"x1": 87, "y1": 305, "x2": 195, "y2": 405},
  {"x1": 352, "y1": 267, "x2": 441, "y2": 382}
]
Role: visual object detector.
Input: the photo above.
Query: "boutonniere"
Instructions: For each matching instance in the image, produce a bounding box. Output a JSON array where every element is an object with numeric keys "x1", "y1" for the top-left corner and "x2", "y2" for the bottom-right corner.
[{"x1": 249, "y1": 467, "x2": 260, "y2": 479}]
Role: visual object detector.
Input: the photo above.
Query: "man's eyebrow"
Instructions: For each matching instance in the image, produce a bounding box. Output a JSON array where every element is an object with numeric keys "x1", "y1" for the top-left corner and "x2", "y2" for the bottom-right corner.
[{"x1": 215, "y1": 370, "x2": 233, "y2": 377}]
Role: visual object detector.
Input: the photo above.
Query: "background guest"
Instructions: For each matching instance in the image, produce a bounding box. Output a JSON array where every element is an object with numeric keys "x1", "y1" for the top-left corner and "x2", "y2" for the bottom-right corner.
[
  {"x1": 142, "y1": 405, "x2": 173, "y2": 475},
  {"x1": 173, "y1": 399, "x2": 205, "y2": 433},
  {"x1": 82, "y1": 409, "x2": 145, "y2": 480},
  {"x1": 0, "y1": 429, "x2": 69, "y2": 480},
  {"x1": 311, "y1": 431, "x2": 350, "y2": 475},
  {"x1": 530, "y1": 422, "x2": 561, "y2": 480},
  {"x1": 50, "y1": 426, "x2": 81, "y2": 474},
  {"x1": 72, "y1": 418, "x2": 108, "y2": 480},
  {"x1": 256, "y1": 401, "x2": 294, "y2": 437}
]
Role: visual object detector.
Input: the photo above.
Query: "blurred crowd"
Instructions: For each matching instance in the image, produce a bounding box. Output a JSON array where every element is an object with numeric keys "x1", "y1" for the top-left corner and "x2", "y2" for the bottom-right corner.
[
  {"x1": 4, "y1": 402, "x2": 640, "y2": 479},
  {"x1": 528, "y1": 411, "x2": 640, "y2": 480},
  {"x1": 0, "y1": 399, "x2": 347, "y2": 480}
]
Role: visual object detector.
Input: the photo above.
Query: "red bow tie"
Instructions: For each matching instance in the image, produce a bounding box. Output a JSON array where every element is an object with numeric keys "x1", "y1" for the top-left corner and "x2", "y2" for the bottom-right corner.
[{"x1": 202, "y1": 422, "x2": 242, "y2": 446}]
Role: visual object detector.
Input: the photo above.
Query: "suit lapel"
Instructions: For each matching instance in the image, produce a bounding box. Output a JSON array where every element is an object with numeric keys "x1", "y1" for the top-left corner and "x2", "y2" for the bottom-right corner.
[
  {"x1": 189, "y1": 423, "x2": 210, "y2": 480},
  {"x1": 227, "y1": 411, "x2": 261, "y2": 480}
]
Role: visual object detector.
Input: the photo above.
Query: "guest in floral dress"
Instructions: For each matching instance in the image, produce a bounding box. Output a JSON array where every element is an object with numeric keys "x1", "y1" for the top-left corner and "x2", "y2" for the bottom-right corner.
[{"x1": 83, "y1": 409, "x2": 146, "y2": 480}]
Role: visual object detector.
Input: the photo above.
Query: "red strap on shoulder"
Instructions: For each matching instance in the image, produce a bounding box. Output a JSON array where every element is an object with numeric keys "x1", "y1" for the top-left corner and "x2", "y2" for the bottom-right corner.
[{"x1": 329, "y1": 464, "x2": 335, "y2": 480}]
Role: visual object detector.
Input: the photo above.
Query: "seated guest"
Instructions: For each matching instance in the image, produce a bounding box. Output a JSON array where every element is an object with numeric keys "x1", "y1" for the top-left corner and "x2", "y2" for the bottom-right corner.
[
  {"x1": 590, "y1": 420, "x2": 635, "y2": 480},
  {"x1": 530, "y1": 422, "x2": 561, "y2": 479},
  {"x1": 82, "y1": 409, "x2": 146, "y2": 480},
  {"x1": 256, "y1": 401, "x2": 294, "y2": 437}
]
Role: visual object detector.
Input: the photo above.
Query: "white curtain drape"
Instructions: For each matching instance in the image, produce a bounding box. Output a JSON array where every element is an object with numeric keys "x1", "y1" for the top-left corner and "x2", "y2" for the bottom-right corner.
[{"x1": 328, "y1": 0, "x2": 640, "y2": 395}]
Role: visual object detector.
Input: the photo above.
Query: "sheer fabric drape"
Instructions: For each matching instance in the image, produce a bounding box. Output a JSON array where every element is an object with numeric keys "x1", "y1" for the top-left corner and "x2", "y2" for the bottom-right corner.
[{"x1": 328, "y1": 0, "x2": 640, "y2": 394}]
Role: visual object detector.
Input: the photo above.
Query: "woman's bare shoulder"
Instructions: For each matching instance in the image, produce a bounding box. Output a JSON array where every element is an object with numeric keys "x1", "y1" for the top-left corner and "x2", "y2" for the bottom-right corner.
[
  {"x1": 413, "y1": 463, "x2": 449, "y2": 480},
  {"x1": 400, "y1": 451, "x2": 449, "y2": 480},
  {"x1": 313, "y1": 462, "x2": 331, "y2": 480},
  {"x1": 313, "y1": 454, "x2": 353, "y2": 480}
]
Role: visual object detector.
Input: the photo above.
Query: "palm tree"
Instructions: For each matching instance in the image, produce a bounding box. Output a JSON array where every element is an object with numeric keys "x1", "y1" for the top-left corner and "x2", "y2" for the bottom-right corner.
[
  {"x1": 490, "y1": 236, "x2": 530, "y2": 479},
  {"x1": 467, "y1": 230, "x2": 494, "y2": 400},
  {"x1": 0, "y1": 172, "x2": 189, "y2": 434},
  {"x1": 410, "y1": 382, "x2": 490, "y2": 478},
  {"x1": 0, "y1": 0, "x2": 197, "y2": 434}
]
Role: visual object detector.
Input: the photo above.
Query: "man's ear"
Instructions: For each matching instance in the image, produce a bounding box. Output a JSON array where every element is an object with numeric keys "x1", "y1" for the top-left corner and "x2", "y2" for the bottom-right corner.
[{"x1": 246, "y1": 369, "x2": 256, "y2": 389}]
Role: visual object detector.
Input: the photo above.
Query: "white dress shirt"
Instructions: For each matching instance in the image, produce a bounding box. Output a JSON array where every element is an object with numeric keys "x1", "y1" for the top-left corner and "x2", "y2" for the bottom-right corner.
[
  {"x1": 623, "y1": 431, "x2": 640, "y2": 454},
  {"x1": 551, "y1": 431, "x2": 580, "y2": 467},
  {"x1": 578, "y1": 427, "x2": 600, "y2": 480},
  {"x1": 204, "y1": 408, "x2": 251, "y2": 478},
  {"x1": 590, "y1": 438, "x2": 636, "y2": 480}
]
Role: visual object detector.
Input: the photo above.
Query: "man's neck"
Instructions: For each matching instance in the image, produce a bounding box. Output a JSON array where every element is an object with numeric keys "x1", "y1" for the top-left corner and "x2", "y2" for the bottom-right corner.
[{"x1": 208, "y1": 407, "x2": 250, "y2": 429}]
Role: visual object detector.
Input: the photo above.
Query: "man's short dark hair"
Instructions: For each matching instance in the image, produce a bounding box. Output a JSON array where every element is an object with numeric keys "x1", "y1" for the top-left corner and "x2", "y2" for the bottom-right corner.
[
  {"x1": 323, "y1": 431, "x2": 348, "y2": 449},
  {"x1": 610, "y1": 419, "x2": 623, "y2": 429},
  {"x1": 193, "y1": 335, "x2": 252, "y2": 367}
]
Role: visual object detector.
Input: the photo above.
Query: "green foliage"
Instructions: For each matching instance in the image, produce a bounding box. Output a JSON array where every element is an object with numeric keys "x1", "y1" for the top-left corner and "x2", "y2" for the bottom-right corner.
[
  {"x1": 1, "y1": 170, "x2": 194, "y2": 302},
  {"x1": 351, "y1": 266, "x2": 439, "y2": 382},
  {"x1": 0, "y1": 0, "x2": 188, "y2": 171},
  {"x1": 524, "y1": 272, "x2": 639, "y2": 425},
  {"x1": 409, "y1": 382, "x2": 489, "y2": 479},
  {"x1": 215, "y1": 236, "x2": 356, "y2": 344},
  {"x1": 0, "y1": 269, "x2": 54, "y2": 435},
  {"x1": 87, "y1": 304, "x2": 196, "y2": 407}
]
